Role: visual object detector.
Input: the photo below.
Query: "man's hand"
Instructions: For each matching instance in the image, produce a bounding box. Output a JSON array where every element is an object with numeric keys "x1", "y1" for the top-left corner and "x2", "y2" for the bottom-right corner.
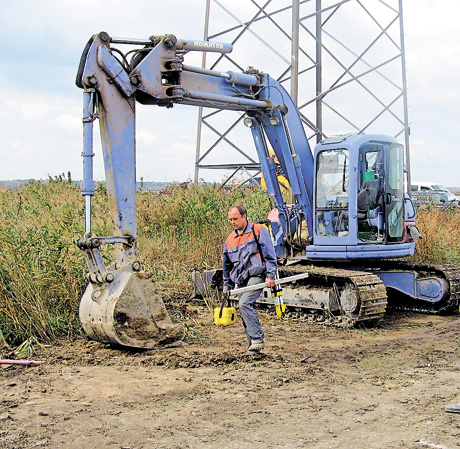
[
  {"x1": 266, "y1": 278, "x2": 276, "y2": 288},
  {"x1": 222, "y1": 288, "x2": 230, "y2": 300}
]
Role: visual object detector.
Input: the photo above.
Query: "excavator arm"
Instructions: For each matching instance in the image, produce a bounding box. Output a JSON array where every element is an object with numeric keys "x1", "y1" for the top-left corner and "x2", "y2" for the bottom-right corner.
[
  {"x1": 76, "y1": 32, "x2": 458, "y2": 338},
  {"x1": 76, "y1": 32, "x2": 314, "y2": 348}
]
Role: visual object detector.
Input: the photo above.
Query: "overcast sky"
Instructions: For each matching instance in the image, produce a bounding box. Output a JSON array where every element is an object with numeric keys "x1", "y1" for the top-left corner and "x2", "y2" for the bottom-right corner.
[{"x1": 0, "y1": 0, "x2": 459, "y2": 186}]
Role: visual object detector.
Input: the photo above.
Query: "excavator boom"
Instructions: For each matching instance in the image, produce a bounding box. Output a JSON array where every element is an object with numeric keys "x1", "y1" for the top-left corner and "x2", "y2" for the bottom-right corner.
[{"x1": 76, "y1": 32, "x2": 316, "y2": 347}]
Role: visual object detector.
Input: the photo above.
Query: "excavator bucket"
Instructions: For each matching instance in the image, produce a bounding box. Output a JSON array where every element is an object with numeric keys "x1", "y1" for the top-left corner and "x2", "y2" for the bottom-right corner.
[
  {"x1": 79, "y1": 269, "x2": 185, "y2": 349},
  {"x1": 76, "y1": 34, "x2": 185, "y2": 349}
]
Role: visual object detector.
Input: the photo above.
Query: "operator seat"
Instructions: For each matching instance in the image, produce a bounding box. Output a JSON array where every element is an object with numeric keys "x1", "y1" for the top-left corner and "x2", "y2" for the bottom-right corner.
[
  {"x1": 358, "y1": 178, "x2": 381, "y2": 211},
  {"x1": 358, "y1": 178, "x2": 383, "y2": 231}
]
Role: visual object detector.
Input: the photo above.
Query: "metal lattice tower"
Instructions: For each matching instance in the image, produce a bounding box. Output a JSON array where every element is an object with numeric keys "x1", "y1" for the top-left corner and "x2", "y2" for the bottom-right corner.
[{"x1": 194, "y1": 0, "x2": 409, "y2": 187}]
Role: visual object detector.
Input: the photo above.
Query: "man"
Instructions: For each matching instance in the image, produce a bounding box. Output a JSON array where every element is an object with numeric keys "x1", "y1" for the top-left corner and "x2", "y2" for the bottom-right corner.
[{"x1": 222, "y1": 205, "x2": 277, "y2": 354}]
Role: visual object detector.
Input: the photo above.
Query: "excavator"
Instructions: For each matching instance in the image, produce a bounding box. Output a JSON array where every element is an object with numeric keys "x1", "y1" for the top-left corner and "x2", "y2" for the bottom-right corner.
[{"x1": 75, "y1": 32, "x2": 460, "y2": 348}]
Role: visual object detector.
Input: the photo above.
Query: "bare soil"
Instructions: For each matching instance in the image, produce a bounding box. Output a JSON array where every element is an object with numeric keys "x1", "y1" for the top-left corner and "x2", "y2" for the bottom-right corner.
[{"x1": 2, "y1": 305, "x2": 460, "y2": 449}]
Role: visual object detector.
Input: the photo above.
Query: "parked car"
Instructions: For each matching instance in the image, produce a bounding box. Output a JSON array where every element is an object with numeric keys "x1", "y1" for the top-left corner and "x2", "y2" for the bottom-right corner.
[{"x1": 410, "y1": 182, "x2": 460, "y2": 206}]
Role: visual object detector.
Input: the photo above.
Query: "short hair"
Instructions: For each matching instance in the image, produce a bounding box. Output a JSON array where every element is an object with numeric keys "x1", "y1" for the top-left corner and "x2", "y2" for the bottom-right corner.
[{"x1": 229, "y1": 204, "x2": 247, "y2": 216}]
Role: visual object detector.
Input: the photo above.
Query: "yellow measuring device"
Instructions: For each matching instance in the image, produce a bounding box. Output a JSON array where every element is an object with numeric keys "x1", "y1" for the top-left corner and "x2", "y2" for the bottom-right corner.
[{"x1": 271, "y1": 274, "x2": 286, "y2": 319}]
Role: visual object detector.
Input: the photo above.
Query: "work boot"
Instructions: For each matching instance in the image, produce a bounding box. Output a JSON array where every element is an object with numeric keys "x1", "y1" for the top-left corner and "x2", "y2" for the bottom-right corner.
[
  {"x1": 446, "y1": 402, "x2": 460, "y2": 413},
  {"x1": 247, "y1": 340, "x2": 265, "y2": 354}
]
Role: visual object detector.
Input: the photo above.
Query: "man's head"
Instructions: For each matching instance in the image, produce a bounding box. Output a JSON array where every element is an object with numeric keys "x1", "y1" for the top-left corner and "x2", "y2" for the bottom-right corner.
[{"x1": 228, "y1": 205, "x2": 248, "y2": 232}]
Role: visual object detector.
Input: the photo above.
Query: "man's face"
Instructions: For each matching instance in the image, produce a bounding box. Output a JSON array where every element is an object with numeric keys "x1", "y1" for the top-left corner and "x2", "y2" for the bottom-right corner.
[{"x1": 228, "y1": 208, "x2": 247, "y2": 232}]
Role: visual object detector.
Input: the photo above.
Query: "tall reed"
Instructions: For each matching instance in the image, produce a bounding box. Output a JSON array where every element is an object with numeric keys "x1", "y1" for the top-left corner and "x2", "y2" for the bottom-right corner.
[
  {"x1": 0, "y1": 180, "x2": 272, "y2": 345},
  {"x1": 137, "y1": 184, "x2": 273, "y2": 298},
  {"x1": 411, "y1": 204, "x2": 460, "y2": 264},
  {"x1": 2, "y1": 178, "x2": 458, "y2": 347}
]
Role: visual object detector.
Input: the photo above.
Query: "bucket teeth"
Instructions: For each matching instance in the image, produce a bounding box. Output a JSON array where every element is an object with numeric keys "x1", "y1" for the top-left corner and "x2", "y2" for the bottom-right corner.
[{"x1": 79, "y1": 270, "x2": 185, "y2": 348}]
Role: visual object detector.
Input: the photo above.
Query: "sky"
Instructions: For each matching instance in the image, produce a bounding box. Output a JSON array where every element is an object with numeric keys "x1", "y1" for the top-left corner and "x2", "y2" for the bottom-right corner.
[{"x1": 0, "y1": 0, "x2": 459, "y2": 186}]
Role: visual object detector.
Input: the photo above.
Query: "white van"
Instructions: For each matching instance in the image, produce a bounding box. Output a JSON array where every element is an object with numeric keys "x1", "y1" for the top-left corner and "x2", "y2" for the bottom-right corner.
[{"x1": 410, "y1": 182, "x2": 459, "y2": 205}]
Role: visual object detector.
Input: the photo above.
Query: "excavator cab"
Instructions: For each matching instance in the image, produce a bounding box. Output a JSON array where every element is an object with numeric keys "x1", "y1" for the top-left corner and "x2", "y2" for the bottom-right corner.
[{"x1": 305, "y1": 134, "x2": 415, "y2": 260}]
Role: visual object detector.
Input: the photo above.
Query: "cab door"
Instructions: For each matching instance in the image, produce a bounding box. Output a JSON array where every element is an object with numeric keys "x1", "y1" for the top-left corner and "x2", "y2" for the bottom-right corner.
[{"x1": 384, "y1": 143, "x2": 405, "y2": 242}]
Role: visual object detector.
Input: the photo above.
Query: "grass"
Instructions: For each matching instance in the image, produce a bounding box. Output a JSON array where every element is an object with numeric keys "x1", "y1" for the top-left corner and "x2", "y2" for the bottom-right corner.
[
  {"x1": 411, "y1": 204, "x2": 460, "y2": 264},
  {"x1": 358, "y1": 355, "x2": 381, "y2": 369},
  {"x1": 0, "y1": 179, "x2": 88, "y2": 345},
  {"x1": 0, "y1": 178, "x2": 272, "y2": 346},
  {"x1": 137, "y1": 183, "x2": 272, "y2": 300},
  {"x1": 1, "y1": 178, "x2": 459, "y2": 347}
]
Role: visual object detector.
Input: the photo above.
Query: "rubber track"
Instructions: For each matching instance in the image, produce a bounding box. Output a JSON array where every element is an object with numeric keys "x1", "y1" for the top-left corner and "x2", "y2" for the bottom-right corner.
[{"x1": 279, "y1": 264, "x2": 388, "y2": 325}]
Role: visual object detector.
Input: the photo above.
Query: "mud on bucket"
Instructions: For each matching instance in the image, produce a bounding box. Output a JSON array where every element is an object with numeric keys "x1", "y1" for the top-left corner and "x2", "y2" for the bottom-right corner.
[{"x1": 79, "y1": 270, "x2": 185, "y2": 348}]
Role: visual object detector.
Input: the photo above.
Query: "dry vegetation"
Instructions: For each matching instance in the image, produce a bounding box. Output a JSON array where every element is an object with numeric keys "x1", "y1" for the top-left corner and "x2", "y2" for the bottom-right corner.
[
  {"x1": 0, "y1": 178, "x2": 459, "y2": 348},
  {"x1": 0, "y1": 177, "x2": 271, "y2": 347},
  {"x1": 412, "y1": 204, "x2": 460, "y2": 264}
]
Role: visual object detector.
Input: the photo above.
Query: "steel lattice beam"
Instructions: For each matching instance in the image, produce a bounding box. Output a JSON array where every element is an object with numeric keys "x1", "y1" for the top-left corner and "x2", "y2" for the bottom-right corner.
[{"x1": 194, "y1": 0, "x2": 410, "y2": 187}]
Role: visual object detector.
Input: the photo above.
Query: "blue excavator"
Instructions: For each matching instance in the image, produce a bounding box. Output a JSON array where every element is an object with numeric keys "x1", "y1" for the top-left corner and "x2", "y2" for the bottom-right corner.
[{"x1": 75, "y1": 32, "x2": 459, "y2": 348}]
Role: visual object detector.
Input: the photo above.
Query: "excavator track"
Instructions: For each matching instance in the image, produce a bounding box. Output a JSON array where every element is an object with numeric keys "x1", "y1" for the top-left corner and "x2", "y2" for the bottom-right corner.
[
  {"x1": 364, "y1": 260, "x2": 460, "y2": 314},
  {"x1": 276, "y1": 264, "x2": 388, "y2": 326},
  {"x1": 196, "y1": 260, "x2": 459, "y2": 328},
  {"x1": 220, "y1": 264, "x2": 388, "y2": 327}
]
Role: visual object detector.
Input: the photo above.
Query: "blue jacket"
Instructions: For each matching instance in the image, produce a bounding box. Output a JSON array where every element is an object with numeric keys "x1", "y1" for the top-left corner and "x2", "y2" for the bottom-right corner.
[{"x1": 222, "y1": 222, "x2": 277, "y2": 289}]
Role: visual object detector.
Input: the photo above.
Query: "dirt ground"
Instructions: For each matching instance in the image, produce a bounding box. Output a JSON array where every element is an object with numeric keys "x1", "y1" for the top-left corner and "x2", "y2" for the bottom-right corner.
[{"x1": 2, "y1": 305, "x2": 460, "y2": 449}]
